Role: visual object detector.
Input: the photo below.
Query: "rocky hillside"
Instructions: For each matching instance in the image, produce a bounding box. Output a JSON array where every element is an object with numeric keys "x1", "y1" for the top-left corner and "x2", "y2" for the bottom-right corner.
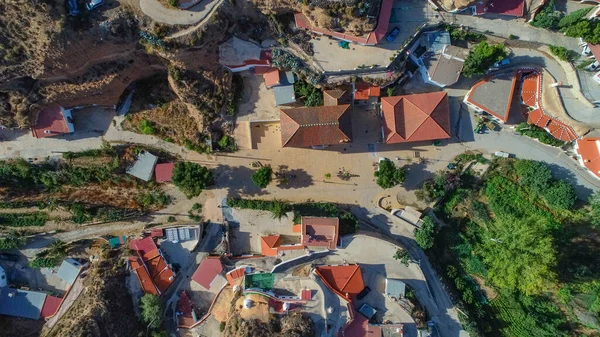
[{"x1": 224, "y1": 312, "x2": 315, "y2": 337}]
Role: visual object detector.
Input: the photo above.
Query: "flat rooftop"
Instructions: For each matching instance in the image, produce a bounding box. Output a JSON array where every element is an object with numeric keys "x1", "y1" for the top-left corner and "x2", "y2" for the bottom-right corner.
[{"x1": 467, "y1": 71, "x2": 517, "y2": 121}]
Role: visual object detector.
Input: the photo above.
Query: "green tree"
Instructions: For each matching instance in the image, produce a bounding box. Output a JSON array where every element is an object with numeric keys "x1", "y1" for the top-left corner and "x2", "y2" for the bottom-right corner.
[
  {"x1": 462, "y1": 42, "x2": 508, "y2": 77},
  {"x1": 171, "y1": 162, "x2": 213, "y2": 198},
  {"x1": 269, "y1": 199, "x2": 290, "y2": 220},
  {"x1": 393, "y1": 248, "x2": 410, "y2": 266},
  {"x1": 563, "y1": 20, "x2": 592, "y2": 39},
  {"x1": 589, "y1": 191, "x2": 600, "y2": 227},
  {"x1": 544, "y1": 180, "x2": 576, "y2": 210},
  {"x1": 515, "y1": 160, "x2": 552, "y2": 195},
  {"x1": 0, "y1": 236, "x2": 24, "y2": 250},
  {"x1": 140, "y1": 294, "x2": 163, "y2": 330},
  {"x1": 251, "y1": 166, "x2": 273, "y2": 188},
  {"x1": 374, "y1": 159, "x2": 406, "y2": 189},
  {"x1": 414, "y1": 216, "x2": 436, "y2": 250},
  {"x1": 549, "y1": 45, "x2": 573, "y2": 62},
  {"x1": 481, "y1": 215, "x2": 557, "y2": 295},
  {"x1": 558, "y1": 7, "x2": 591, "y2": 29},
  {"x1": 531, "y1": 0, "x2": 562, "y2": 30}
]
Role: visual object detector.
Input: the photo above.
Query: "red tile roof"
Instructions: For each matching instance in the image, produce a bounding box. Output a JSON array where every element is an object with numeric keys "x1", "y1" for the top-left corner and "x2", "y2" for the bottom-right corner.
[
  {"x1": 261, "y1": 235, "x2": 281, "y2": 257},
  {"x1": 521, "y1": 73, "x2": 539, "y2": 107},
  {"x1": 264, "y1": 68, "x2": 281, "y2": 87},
  {"x1": 315, "y1": 264, "x2": 365, "y2": 302},
  {"x1": 590, "y1": 44, "x2": 600, "y2": 60},
  {"x1": 226, "y1": 267, "x2": 246, "y2": 286},
  {"x1": 527, "y1": 108, "x2": 551, "y2": 128},
  {"x1": 354, "y1": 84, "x2": 381, "y2": 100},
  {"x1": 576, "y1": 138, "x2": 600, "y2": 178},
  {"x1": 154, "y1": 163, "x2": 175, "y2": 183},
  {"x1": 301, "y1": 289, "x2": 312, "y2": 301},
  {"x1": 280, "y1": 105, "x2": 353, "y2": 147},
  {"x1": 323, "y1": 89, "x2": 347, "y2": 106},
  {"x1": 254, "y1": 66, "x2": 275, "y2": 75},
  {"x1": 294, "y1": 0, "x2": 392, "y2": 45},
  {"x1": 40, "y1": 295, "x2": 62, "y2": 319},
  {"x1": 381, "y1": 92, "x2": 451, "y2": 143},
  {"x1": 129, "y1": 237, "x2": 158, "y2": 255},
  {"x1": 301, "y1": 217, "x2": 339, "y2": 250},
  {"x1": 151, "y1": 228, "x2": 164, "y2": 238},
  {"x1": 486, "y1": 0, "x2": 524, "y2": 17},
  {"x1": 32, "y1": 106, "x2": 72, "y2": 138},
  {"x1": 192, "y1": 258, "x2": 223, "y2": 290},
  {"x1": 546, "y1": 119, "x2": 578, "y2": 142}
]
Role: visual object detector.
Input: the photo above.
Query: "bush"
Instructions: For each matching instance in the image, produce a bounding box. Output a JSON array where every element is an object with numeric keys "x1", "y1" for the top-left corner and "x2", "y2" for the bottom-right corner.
[
  {"x1": 138, "y1": 119, "x2": 157, "y2": 135},
  {"x1": 294, "y1": 79, "x2": 323, "y2": 107},
  {"x1": 219, "y1": 321, "x2": 226, "y2": 332},
  {"x1": 0, "y1": 236, "x2": 25, "y2": 250},
  {"x1": 414, "y1": 216, "x2": 436, "y2": 249},
  {"x1": 0, "y1": 212, "x2": 48, "y2": 227},
  {"x1": 29, "y1": 256, "x2": 61, "y2": 268},
  {"x1": 549, "y1": 45, "x2": 573, "y2": 62},
  {"x1": 558, "y1": 7, "x2": 591, "y2": 29},
  {"x1": 217, "y1": 135, "x2": 236, "y2": 152},
  {"x1": 374, "y1": 159, "x2": 406, "y2": 189},
  {"x1": 463, "y1": 42, "x2": 507, "y2": 77},
  {"x1": 172, "y1": 162, "x2": 213, "y2": 198},
  {"x1": 167, "y1": 0, "x2": 178, "y2": 7},
  {"x1": 251, "y1": 166, "x2": 273, "y2": 189},
  {"x1": 516, "y1": 123, "x2": 566, "y2": 147},
  {"x1": 544, "y1": 181, "x2": 576, "y2": 210},
  {"x1": 140, "y1": 294, "x2": 162, "y2": 329}
]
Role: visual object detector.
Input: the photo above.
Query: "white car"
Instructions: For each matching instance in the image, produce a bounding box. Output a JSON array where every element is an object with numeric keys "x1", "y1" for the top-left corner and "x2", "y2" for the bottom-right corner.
[
  {"x1": 582, "y1": 44, "x2": 592, "y2": 56},
  {"x1": 588, "y1": 60, "x2": 600, "y2": 71},
  {"x1": 494, "y1": 151, "x2": 512, "y2": 158}
]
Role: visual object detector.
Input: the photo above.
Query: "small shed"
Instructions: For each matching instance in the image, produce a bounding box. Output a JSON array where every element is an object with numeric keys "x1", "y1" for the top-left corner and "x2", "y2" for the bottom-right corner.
[
  {"x1": 385, "y1": 278, "x2": 406, "y2": 300},
  {"x1": 151, "y1": 228, "x2": 164, "y2": 238},
  {"x1": 127, "y1": 151, "x2": 158, "y2": 182},
  {"x1": 56, "y1": 258, "x2": 83, "y2": 285},
  {"x1": 108, "y1": 236, "x2": 127, "y2": 248},
  {"x1": 0, "y1": 288, "x2": 47, "y2": 320}
]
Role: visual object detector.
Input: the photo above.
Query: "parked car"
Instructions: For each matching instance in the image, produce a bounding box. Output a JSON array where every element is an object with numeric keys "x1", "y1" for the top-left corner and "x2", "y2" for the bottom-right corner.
[
  {"x1": 356, "y1": 286, "x2": 371, "y2": 300},
  {"x1": 386, "y1": 27, "x2": 400, "y2": 42},
  {"x1": 492, "y1": 58, "x2": 510, "y2": 68},
  {"x1": 86, "y1": 0, "x2": 103, "y2": 11},
  {"x1": 588, "y1": 60, "x2": 600, "y2": 71},
  {"x1": 582, "y1": 44, "x2": 592, "y2": 56},
  {"x1": 494, "y1": 151, "x2": 512, "y2": 158}
]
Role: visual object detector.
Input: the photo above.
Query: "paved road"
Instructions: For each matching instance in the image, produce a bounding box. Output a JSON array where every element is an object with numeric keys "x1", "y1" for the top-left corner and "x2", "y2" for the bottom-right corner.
[{"x1": 140, "y1": 0, "x2": 221, "y2": 25}]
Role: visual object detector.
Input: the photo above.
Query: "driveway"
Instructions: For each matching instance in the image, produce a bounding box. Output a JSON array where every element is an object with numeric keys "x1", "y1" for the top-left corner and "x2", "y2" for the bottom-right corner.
[{"x1": 140, "y1": 0, "x2": 221, "y2": 25}]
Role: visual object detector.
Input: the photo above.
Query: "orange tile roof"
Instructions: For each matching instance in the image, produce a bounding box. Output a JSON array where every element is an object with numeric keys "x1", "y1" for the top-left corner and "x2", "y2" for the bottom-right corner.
[
  {"x1": 129, "y1": 237, "x2": 158, "y2": 255},
  {"x1": 263, "y1": 68, "x2": 280, "y2": 87},
  {"x1": 590, "y1": 44, "x2": 600, "y2": 60},
  {"x1": 280, "y1": 105, "x2": 353, "y2": 147},
  {"x1": 301, "y1": 217, "x2": 339, "y2": 250},
  {"x1": 315, "y1": 264, "x2": 365, "y2": 302},
  {"x1": 292, "y1": 224, "x2": 302, "y2": 233},
  {"x1": 261, "y1": 235, "x2": 281, "y2": 257},
  {"x1": 323, "y1": 89, "x2": 346, "y2": 106},
  {"x1": 354, "y1": 84, "x2": 381, "y2": 100},
  {"x1": 129, "y1": 257, "x2": 159, "y2": 295},
  {"x1": 576, "y1": 138, "x2": 600, "y2": 178},
  {"x1": 521, "y1": 72, "x2": 539, "y2": 107},
  {"x1": 381, "y1": 92, "x2": 451, "y2": 143},
  {"x1": 226, "y1": 268, "x2": 246, "y2": 286},
  {"x1": 32, "y1": 106, "x2": 72, "y2": 138},
  {"x1": 546, "y1": 119, "x2": 578, "y2": 142}
]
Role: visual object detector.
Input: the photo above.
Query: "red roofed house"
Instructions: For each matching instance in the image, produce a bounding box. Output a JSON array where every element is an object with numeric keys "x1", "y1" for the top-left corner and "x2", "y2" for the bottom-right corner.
[
  {"x1": 191, "y1": 257, "x2": 227, "y2": 291},
  {"x1": 314, "y1": 264, "x2": 365, "y2": 302},
  {"x1": 40, "y1": 295, "x2": 63, "y2": 319},
  {"x1": 323, "y1": 89, "x2": 351, "y2": 106},
  {"x1": 280, "y1": 105, "x2": 353, "y2": 148},
  {"x1": 294, "y1": 0, "x2": 393, "y2": 46},
  {"x1": 381, "y1": 92, "x2": 451, "y2": 143},
  {"x1": 575, "y1": 138, "x2": 600, "y2": 179},
  {"x1": 155, "y1": 163, "x2": 175, "y2": 183},
  {"x1": 263, "y1": 68, "x2": 281, "y2": 88},
  {"x1": 485, "y1": 0, "x2": 525, "y2": 17},
  {"x1": 226, "y1": 267, "x2": 246, "y2": 286},
  {"x1": 129, "y1": 237, "x2": 175, "y2": 295},
  {"x1": 301, "y1": 217, "x2": 339, "y2": 250},
  {"x1": 354, "y1": 83, "x2": 381, "y2": 103},
  {"x1": 218, "y1": 37, "x2": 271, "y2": 73},
  {"x1": 32, "y1": 106, "x2": 75, "y2": 138}
]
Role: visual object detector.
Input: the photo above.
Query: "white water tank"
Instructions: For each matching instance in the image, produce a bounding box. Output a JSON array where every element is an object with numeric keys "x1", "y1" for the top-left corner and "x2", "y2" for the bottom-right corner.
[
  {"x1": 243, "y1": 298, "x2": 253, "y2": 309},
  {"x1": 282, "y1": 302, "x2": 290, "y2": 311},
  {"x1": 0, "y1": 266, "x2": 7, "y2": 288}
]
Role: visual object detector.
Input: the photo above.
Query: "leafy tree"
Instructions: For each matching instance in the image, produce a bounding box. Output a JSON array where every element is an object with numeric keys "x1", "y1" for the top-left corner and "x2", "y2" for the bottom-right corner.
[
  {"x1": 294, "y1": 79, "x2": 323, "y2": 107},
  {"x1": 563, "y1": 20, "x2": 593, "y2": 39},
  {"x1": 462, "y1": 42, "x2": 508, "y2": 77},
  {"x1": 269, "y1": 199, "x2": 290, "y2": 220},
  {"x1": 49, "y1": 240, "x2": 67, "y2": 256},
  {"x1": 140, "y1": 294, "x2": 163, "y2": 329},
  {"x1": 544, "y1": 180, "x2": 576, "y2": 210},
  {"x1": 414, "y1": 216, "x2": 436, "y2": 250},
  {"x1": 531, "y1": 0, "x2": 562, "y2": 30},
  {"x1": 172, "y1": 162, "x2": 213, "y2": 198},
  {"x1": 393, "y1": 248, "x2": 410, "y2": 266},
  {"x1": 374, "y1": 159, "x2": 406, "y2": 189},
  {"x1": 515, "y1": 160, "x2": 552, "y2": 195},
  {"x1": 589, "y1": 191, "x2": 600, "y2": 227},
  {"x1": 251, "y1": 166, "x2": 273, "y2": 188},
  {"x1": 549, "y1": 45, "x2": 573, "y2": 62},
  {"x1": 558, "y1": 7, "x2": 591, "y2": 29},
  {"x1": 217, "y1": 135, "x2": 236, "y2": 152},
  {"x1": 481, "y1": 215, "x2": 557, "y2": 295}
]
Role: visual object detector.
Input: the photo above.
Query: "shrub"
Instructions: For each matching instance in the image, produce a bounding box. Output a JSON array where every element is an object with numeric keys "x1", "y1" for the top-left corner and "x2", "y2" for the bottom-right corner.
[
  {"x1": 294, "y1": 79, "x2": 323, "y2": 107},
  {"x1": 139, "y1": 119, "x2": 157, "y2": 135},
  {"x1": 172, "y1": 162, "x2": 213, "y2": 198},
  {"x1": 167, "y1": 216, "x2": 176, "y2": 222},
  {"x1": 531, "y1": 0, "x2": 562, "y2": 30},
  {"x1": 544, "y1": 180, "x2": 576, "y2": 210},
  {"x1": 549, "y1": 45, "x2": 573, "y2": 62},
  {"x1": 558, "y1": 7, "x2": 591, "y2": 30},
  {"x1": 374, "y1": 159, "x2": 406, "y2": 189},
  {"x1": 219, "y1": 321, "x2": 226, "y2": 332},
  {"x1": 167, "y1": 0, "x2": 178, "y2": 7},
  {"x1": 0, "y1": 212, "x2": 48, "y2": 227},
  {"x1": 0, "y1": 236, "x2": 25, "y2": 250},
  {"x1": 516, "y1": 123, "x2": 566, "y2": 147},
  {"x1": 251, "y1": 166, "x2": 273, "y2": 188},
  {"x1": 217, "y1": 135, "x2": 236, "y2": 152}
]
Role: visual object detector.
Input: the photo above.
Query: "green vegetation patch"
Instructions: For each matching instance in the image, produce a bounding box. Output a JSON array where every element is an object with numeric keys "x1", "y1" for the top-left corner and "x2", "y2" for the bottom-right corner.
[
  {"x1": 0, "y1": 212, "x2": 49, "y2": 227},
  {"x1": 516, "y1": 123, "x2": 566, "y2": 147},
  {"x1": 462, "y1": 42, "x2": 507, "y2": 77}
]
